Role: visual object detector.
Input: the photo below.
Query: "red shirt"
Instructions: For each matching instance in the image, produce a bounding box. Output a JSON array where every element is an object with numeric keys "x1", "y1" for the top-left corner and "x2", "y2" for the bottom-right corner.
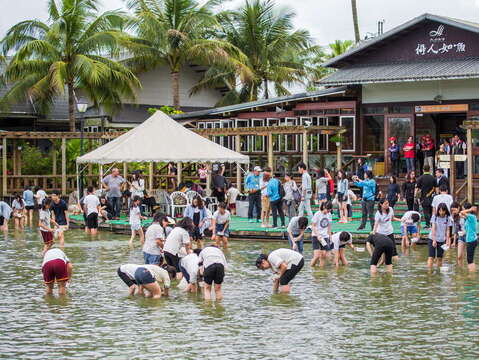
[{"x1": 403, "y1": 142, "x2": 415, "y2": 158}]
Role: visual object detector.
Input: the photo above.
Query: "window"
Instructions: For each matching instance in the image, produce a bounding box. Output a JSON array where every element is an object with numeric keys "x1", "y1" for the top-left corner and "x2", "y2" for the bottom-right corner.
[
  {"x1": 325, "y1": 109, "x2": 339, "y2": 115},
  {"x1": 310, "y1": 109, "x2": 324, "y2": 115},
  {"x1": 388, "y1": 105, "x2": 413, "y2": 114},
  {"x1": 267, "y1": 118, "x2": 281, "y2": 151},
  {"x1": 282, "y1": 117, "x2": 298, "y2": 152},
  {"x1": 235, "y1": 119, "x2": 249, "y2": 151},
  {"x1": 363, "y1": 106, "x2": 387, "y2": 114},
  {"x1": 309, "y1": 117, "x2": 327, "y2": 151},
  {"x1": 235, "y1": 119, "x2": 249, "y2": 128},
  {"x1": 364, "y1": 115, "x2": 384, "y2": 151},
  {"x1": 340, "y1": 116, "x2": 355, "y2": 151},
  {"x1": 340, "y1": 108, "x2": 354, "y2": 115},
  {"x1": 251, "y1": 119, "x2": 265, "y2": 152},
  {"x1": 198, "y1": 122, "x2": 206, "y2": 129}
]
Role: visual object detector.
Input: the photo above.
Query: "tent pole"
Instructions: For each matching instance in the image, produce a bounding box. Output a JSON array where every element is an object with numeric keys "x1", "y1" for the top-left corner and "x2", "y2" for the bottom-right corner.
[
  {"x1": 99, "y1": 164, "x2": 103, "y2": 189},
  {"x1": 206, "y1": 162, "x2": 212, "y2": 196},
  {"x1": 177, "y1": 162, "x2": 182, "y2": 186},
  {"x1": 149, "y1": 162, "x2": 154, "y2": 193},
  {"x1": 236, "y1": 135, "x2": 242, "y2": 192},
  {"x1": 76, "y1": 163, "x2": 81, "y2": 201}
]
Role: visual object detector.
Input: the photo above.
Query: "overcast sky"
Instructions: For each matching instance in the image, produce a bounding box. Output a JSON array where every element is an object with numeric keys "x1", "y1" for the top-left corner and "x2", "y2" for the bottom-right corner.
[{"x1": 1, "y1": 0, "x2": 479, "y2": 46}]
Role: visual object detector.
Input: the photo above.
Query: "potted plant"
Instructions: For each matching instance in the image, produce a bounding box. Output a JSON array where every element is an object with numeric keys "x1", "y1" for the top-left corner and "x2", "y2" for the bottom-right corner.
[{"x1": 329, "y1": 134, "x2": 343, "y2": 147}]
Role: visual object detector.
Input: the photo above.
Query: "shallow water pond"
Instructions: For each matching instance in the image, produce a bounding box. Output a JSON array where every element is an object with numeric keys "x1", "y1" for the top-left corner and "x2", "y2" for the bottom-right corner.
[{"x1": 1, "y1": 228, "x2": 479, "y2": 359}]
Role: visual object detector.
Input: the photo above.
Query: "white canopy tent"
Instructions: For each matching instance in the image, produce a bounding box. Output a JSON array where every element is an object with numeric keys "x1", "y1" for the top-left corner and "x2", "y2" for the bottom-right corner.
[{"x1": 76, "y1": 111, "x2": 249, "y2": 194}]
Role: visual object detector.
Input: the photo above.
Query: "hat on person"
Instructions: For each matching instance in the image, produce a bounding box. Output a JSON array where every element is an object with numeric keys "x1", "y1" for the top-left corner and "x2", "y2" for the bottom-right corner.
[
  {"x1": 253, "y1": 166, "x2": 262, "y2": 172},
  {"x1": 389, "y1": 136, "x2": 397, "y2": 142}
]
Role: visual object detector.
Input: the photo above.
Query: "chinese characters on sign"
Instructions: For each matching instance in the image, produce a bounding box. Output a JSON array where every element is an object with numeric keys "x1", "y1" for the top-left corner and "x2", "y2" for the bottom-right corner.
[{"x1": 415, "y1": 42, "x2": 466, "y2": 55}]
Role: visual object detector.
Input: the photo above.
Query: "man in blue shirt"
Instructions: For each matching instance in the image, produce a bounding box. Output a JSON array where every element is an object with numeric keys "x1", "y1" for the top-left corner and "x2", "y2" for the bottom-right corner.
[
  {"x1": 353, "y1": 170, "x2": 376, "y2": 231},
  {"x1": 244, "y1": 166, "x2": 262, "y2": 223},
  {"x1": 23, "y1": 186, "x2": 35, "y2": 227},
  {"x1": 267, "y1": 173, "x2": 285, "y2": 228}
]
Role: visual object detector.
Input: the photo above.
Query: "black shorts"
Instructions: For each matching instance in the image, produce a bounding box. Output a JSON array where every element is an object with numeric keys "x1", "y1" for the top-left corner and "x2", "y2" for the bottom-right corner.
[
  {"x1": 25, "y1": 206, "x2": 34, "y2": 211},
  {"x1": 279, "y1": 258, "x2": 304, "y2": 286},
  {"x1": 86, "y1": 213, "x2": 98, "y2": 229},
  {"x1": 312, "y1": 236, "x2": 331, "y2": 251},
  {"x1": 203, "y1": 263, "x2": 225, "y2": 285},
  {"x1": 370, "y1": 238, "x2": 394, "y2": 266},
  {"x1": 467, "y1": 240, "x2": 477, "y2": 265},
  {"x1": 428, "y1": 239, "x2": 445, "y2": 258},
  {"x1": 387, "y1": 233, "x2": 398, "y2": 257},
  {"x1": 190, "y1": 227, "x2": 202, "y2": 241},
  {"x1": 117, "y1": 267, "x2": 137, "y2": 288},
  {"x1": 164, "y1": 251, "x2": 181, "y2": 272},
  {"x1": 0, "y1": 216, "x2": 4, "y2": 225}
]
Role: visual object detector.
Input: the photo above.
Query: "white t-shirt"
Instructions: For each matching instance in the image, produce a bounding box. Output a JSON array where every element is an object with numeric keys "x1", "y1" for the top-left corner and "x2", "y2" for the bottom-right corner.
[
  {"x1": 164, "y1": 227, "x2": 191, "y2": 255},
  {"x1": 129, "y1": 206, "x2": 141, "y2": 226},
  {"x1": 199, "y1": 246, "x2": 227, "y2": 269},
  {"x1": 375, "y1": 208, "x2": 394, "y2": 235},
  {"x1": 119, "y1": 264, "x2": 140, "y2": 279},
  {"x1": 39, "y1": 209, "x2": 51, "y2": 232},
  {"x1": 42, "y1": 248, "x2": 69, "y2": 267},
  {"x1": 331, "y1": 232, "x2": 353, "y2": 251},
  {"x1": 130, "y1": 179, "x2": 145, "y2": 198},
  {"x1": 36, "y1": 190, "x2": 47, "y2": 205},
  {"x1": 12, "y1": 199, "x2": 25, "y2": 210},
  {"x1": 311, "y1": 211, "x2": 332, "y2": 238},
  {"x1": 260, "y1": 178, "x2": 269, "y2": 196},
  {"x1": 143, "y1": 223, "x2": 165, "y2": 255},
  {"x1": 227, "y1": 187, "x2": 241, "y2": 204},
  {"x1": 346, "y1": 190, "x2": 355, "y2": 206},
  {"x1": 179, "y1": 253, "x2": 200, "y2": 284},
  {"x1": 401, "y1": 211, "x2": 421, "y2": 226},
  {"x1": 213, "y1": 210, "x2": 231, "y2": 224},
  {"x1": 144, "y1": 264, "x2": 171, "y2": 289},
  {"x1": 267, "y1": 248, "x2": 303, "y2": 272},
  {"x1": 432, "y1": 194, "x2": 453, "y2": 212},
  {"x1": 84, "y1": 194, "x2": 100, "y2": 215}
]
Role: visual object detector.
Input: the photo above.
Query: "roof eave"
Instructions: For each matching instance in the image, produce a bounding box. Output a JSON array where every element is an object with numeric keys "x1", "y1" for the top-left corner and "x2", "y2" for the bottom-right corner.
[{"x1": 318, "y1": 74, "x2": 479, "y2": 86}]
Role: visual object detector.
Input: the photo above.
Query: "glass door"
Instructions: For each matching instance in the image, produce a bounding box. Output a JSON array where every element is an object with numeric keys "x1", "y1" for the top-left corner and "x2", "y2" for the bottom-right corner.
[{"x1": 385, "y1": 116, "x2": 413, "y2": 176}]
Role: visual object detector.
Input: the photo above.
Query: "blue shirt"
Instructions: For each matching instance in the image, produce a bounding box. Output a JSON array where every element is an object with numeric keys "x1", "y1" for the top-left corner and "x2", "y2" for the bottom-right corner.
[
  {"x1": 245, "y1": 173, "x2": 260, "y2": 191},
  {"x1": 23, "y1": 190, "x2": 34, "y2": 207},
  {"x1": 354, "y1": 179, "x2": 376, "y2": 201},
  {"x1": 267, "y1": 178, "x2": 281, "y2": 202},
  {"x1": 465, "y1": 214, "x2": 478, "y2": 243}
]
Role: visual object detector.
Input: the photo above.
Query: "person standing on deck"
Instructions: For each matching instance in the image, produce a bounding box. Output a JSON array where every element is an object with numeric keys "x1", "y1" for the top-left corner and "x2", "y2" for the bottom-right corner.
[
  {"x1": 352, "y1": 171, "x2": 377, "y2": 231},
  {"x1": 451, "y1": 134, "x2": 466, "y2": 179},
  {"x1": 102, "y1": 168, "x2": 125, "y2": 219},
  {"x1": 416, "y1": 165, "x2": 436, "y2": 228},
  {"x1": 256, "y1": 248, "x2": 304, "y2": 294},
  {"x1": 402, "y1": 171, "x2": 417, "y2": 211},
  {"x1": 267, "y1": 173, "x2": 285, "y2": 229},
  {"x1": 245, "y1": 166, "x2": 262, "y2": 223},
  {"x1": 388, "y1": 137, "x2": 400, "y2": 177},
  {"x1": 23, "y1": 186, "x2": 35, "y2": 227},
  {"x1": 283, "y1": 173, "x2": 298, "y2": 219},
  {"x1": 435, "y1": 168, "x2": 449, "y2": 194},
  {"x1": 403, "y1": 136, "x2": 416, "y2": 174},
  {"x1": 51, "y1": 190, "x2": 69, "y2": 246},
  {"x1": 422, "y1": 135, "x2": 435, "y2": 172},
  {"x1": 356, "y1": 158, "x2": 368, "y2": 180},
  {"x1": 297, "y1": 163, "x2": 313, "y2": 218}
]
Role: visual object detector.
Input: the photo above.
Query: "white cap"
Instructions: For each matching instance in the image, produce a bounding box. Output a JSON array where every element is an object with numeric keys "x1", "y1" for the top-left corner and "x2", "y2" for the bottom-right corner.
[{"x1": 254, "y1": 166, "x2": 262, "y2": 172}]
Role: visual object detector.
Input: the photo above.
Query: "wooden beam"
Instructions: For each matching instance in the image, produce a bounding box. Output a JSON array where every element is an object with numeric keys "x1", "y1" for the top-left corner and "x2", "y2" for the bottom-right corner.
[
  {"x1": 2, "y1": 138, "x2": 6, "y2": 196},
  {"x1": 449, "y1": 153, "x2": 455, "y2": 197},
  {"x1": 267, "y1": 133, "x2": 273, "y2": 169},
  {"x1": 302, "y1": 130, "x2": 308, "y2": 165},
  {"x1": 194, "y1": 125, "x2": 346, "y2": 137},
  {"x1": 467, "y1": 128, "x2": 473, "y2": 203},
  {"x1": 236, "y1": 135, "x2": 241, "y2": 192},
  {"x1": 52, "y1": 141, "x2": 57, "y2": 175},
  {"x1": 61, "y1": 138, "x2": 66, "y2": 194},
  {"x1": 0, "y1": 131, "x2": 125, "y2": 140}
]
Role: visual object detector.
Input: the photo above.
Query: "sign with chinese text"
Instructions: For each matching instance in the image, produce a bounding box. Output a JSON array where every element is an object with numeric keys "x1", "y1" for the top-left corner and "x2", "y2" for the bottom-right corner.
[
  {"x1": 415, "y1": 23, "x2": 466, "y2": 56},
  {"x1": 415, "y1": 104, "x2": 468, "y2": 113}
]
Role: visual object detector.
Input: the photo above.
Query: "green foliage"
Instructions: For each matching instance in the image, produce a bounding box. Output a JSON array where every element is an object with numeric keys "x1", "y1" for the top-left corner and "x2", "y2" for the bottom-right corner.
[
  {"x1": 0, "y1": 0, "x2": 141, "y2": 131},
  {"x1": 329, "y1": 134, "x2": 343, "y2": 144},
  {"x1": 21, "y1": 144, "x2": 52, "y2": 175},
  {"x1": 148, "y1": 106, "x2": 184, "y2": 115}
]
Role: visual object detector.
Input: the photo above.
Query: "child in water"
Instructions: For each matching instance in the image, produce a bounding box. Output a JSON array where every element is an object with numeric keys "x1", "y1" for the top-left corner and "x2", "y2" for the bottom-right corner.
[
  {"x1": 451, "y1": 202, "x2": 465, "y2": 264},
  {"x1": 39, "y1": 199, "x2": 58, "y2": 253},
  {"x1": 373, "y1": 199, "x2": 398, "y2": 261},
  {"x1": 212, "y1": 203, "x2": 230, "y2": 249},
  {"x1": 310, "y1": 201, "x2": 333, "y2": 267},
  {"x1": 461, "y1": 203, "x2": 478, "y2": 272},
  {"x1": 129, "y1": 196, "x2": 146, "y2": 246},
  {"x1": 427, "y1": 203, "x2": 452, "y2": 270}
]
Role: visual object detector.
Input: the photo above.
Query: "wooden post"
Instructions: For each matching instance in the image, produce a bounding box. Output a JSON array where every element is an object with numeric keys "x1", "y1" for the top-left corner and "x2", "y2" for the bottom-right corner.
[
  {"x1": 302, "y1": 130, "x2": 308, "y2": 165},
  {"x1": 2, "y1": 138, "x2": 7, "y2": 196},
  {"x1": 177, "y1": 162, "x2": 182, "y2": 185},
  {"x1": 467, "y1": 127, "x2": 473, "y2": 203},
  {"x1": 123, "y1": 162, "x2": 128, "y2": 179},
  {"x1": 99, "y1": 164, "x2": 103, "y2": 189},
  {"x1": 87, "y1": 140, "x2": 92, "y2": 184},
  {"x1": 12, "y1": 140, "x2": 17, "y2": 175},
  {"x1": 449, "y1": 153, "x2": 456, "y2": 198},
  {"x1": 206, "y1": 163, "x2": 212, "y2": 196},
  {"x1": 267, "y1": 133, "x2": 274, "y2": 169},
  {"x1": 52, "y1": 141, "x2": 57, "y2": 175},
  {"x1": 149, "y1": 162, "x2": 154, "y2": 192},
  {"x1": 61, "y1": 137, "x2": 66, "y2": 194},
  {"x1": 336, "y1": 142, "x2": 342, "y2": 171},
  {"x1": 236, "y1": 135, "x2": 241, "y2": 192},
  {"x1": 17, "y1": 148, "x2": 22, "y2": 176}
]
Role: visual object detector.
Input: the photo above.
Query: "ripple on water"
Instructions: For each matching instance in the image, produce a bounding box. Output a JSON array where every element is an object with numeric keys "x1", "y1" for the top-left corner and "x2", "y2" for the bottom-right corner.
[{"x1": 0, "y1": 228, "x2": 478, "y2": 359}]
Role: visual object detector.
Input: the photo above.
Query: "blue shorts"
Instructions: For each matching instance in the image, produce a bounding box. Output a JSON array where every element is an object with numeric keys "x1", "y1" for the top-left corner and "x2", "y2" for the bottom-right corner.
[
  {"x1": 215, "y1": 224, "x2": 230, "y2": 237},
  {"x1": 318, "y1": 193, "x2": 327, "y2": 200},
  {"x1": 401, "y1": 225, "x2": 418, "y2": 236},
  {"x1": 134, "y1": 267, "x2": 155, "y2": 285},
  {"x1": 143, "y1": 252, "x2": 162, "y2": 265}
]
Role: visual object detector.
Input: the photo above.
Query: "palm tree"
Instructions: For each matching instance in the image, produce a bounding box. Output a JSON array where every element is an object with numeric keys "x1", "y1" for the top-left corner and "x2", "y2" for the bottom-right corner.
[
  {"x1": 191, "y1": 0, "x2": 318, "y2": 104},
  {"x1": 328, "y1": 40, "x2": 354, "y2": 58},
  {"x1": 0, "y1": 0, "x2": 140, "y2": 131},
  {"x1": 125, "y1": 0, "x2": 251, "y2": 110},
  {"x1": 351, "y1": 0, "x2": 361, "y2": 43}
]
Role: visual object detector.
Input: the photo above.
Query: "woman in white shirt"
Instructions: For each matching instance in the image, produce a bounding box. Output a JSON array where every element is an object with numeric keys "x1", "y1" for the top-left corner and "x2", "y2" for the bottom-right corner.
[
  {"x1": 163, "y1": 217, "x2": 194, "y2": 279},
  {"x1": 373, "y1": 199, "x2": 398, "y2": 261},
  {"x1": 130, "y1": 171, "x2": 145, "y2": 199}
]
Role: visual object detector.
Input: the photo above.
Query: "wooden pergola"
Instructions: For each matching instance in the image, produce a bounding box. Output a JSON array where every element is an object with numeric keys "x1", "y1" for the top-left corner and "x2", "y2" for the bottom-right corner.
[
  {"x1": 0, "y1": 131, "x2": 123, "y2": 196},
  {"x1": 461, "y1": 120, "x2": 478, "y2": 203}
]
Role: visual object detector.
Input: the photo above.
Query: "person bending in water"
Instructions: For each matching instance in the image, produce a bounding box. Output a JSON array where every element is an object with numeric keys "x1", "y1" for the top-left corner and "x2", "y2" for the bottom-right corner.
[
  {"x1": 366, "y1": 233, "x2": 395, "y2": 274},
  {"x1": 397, "y1": 210, "x2": 421, "y2": 249},
  {"x1": 42, "y1": 248, "x2": 73, "y2": 296},
  {"x1": 117, "y1": 262, "x2": 174, "y2": 298},
  {"x1": 256, "y1": 248, "x2": 304, "y2": 293},
  {"x1": 331, "y1": 231, "x2": 355, "y2": 267},
  {"x1": 286, "y1": 216, "x2": 308, "y2": 253},
  {"x1": 199, "y1": 246, "x2": 227, "y2": 301},
  {"x1": 163, "y1": 218, "x2": 194, "y2": 279},
  {"x1": 179, "y1": 248, "x2": 202, "y2": 293}
]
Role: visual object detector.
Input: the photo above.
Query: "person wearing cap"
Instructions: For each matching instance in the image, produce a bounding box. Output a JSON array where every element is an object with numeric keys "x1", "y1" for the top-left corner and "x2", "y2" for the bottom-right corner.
[
  {"x1": 256, "y1": 248, "x2": 304, "y2": 293},
  {"x1": 331, "y1": 231, "x2": 355, "y2": 267},
  {"x1": 388, "y1": 137, "x2": 400, "y2": 177},
  {"x1": 403, "y1": 136, "x2": 416, "y2": 174},
  {"x1": 244, "y1": 166, "x2": 262, "y2": 223},
  {"x1": 366, "y1": 233, "x2": 395, "y2": 274}
]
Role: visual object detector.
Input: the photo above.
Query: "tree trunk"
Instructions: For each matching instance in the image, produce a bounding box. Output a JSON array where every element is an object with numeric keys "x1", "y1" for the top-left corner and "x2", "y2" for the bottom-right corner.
[
  {"x1": 171, "y1": 71, "x2": 180, "y2": 110},
  {"x1": 351, "y1": 0, "x2": 361, "y2": 43},
  {"x1": 264, "y1": 78, "x2": 269, "y2": 99},
  {"x1": 68, "y1": 82, "x2": 76, "y2": 132}
]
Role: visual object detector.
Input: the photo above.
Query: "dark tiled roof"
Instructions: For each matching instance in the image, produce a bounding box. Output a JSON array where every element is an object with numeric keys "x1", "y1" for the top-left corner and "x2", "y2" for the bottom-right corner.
[
  {"x1": 318, "y1": 58, "x2": 479, "y2": 86},
  {"x1": 323, "y1": 13, "x2": 479, "y2": 68},
  {"x1": 172, "y1": 86, "x2": 348, "y2": 120},
  {"x1": 111, "y1": 104, "x2": 214, "y2": 124}
]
